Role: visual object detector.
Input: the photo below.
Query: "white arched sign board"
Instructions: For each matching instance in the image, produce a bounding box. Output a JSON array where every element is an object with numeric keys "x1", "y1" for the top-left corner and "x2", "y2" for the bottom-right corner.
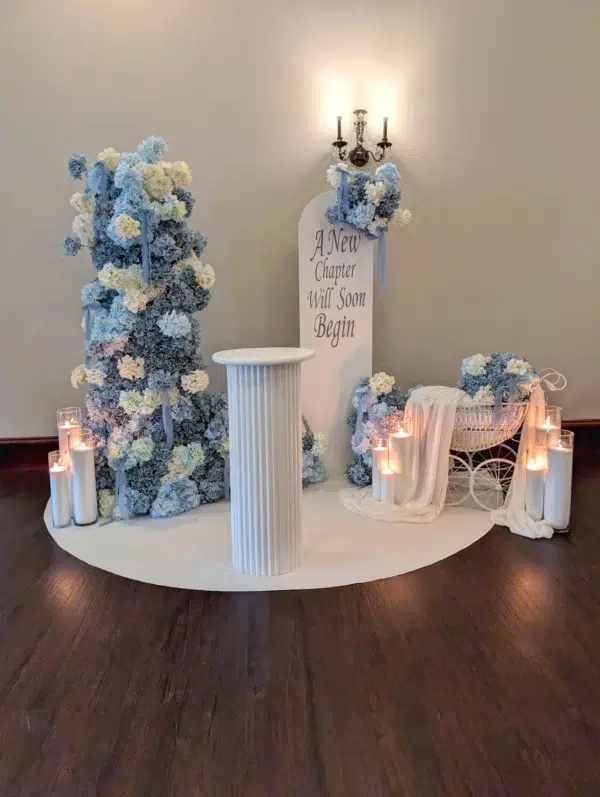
[{"x1": 299, "y1": 192, "x2": 374, "y2": 478}]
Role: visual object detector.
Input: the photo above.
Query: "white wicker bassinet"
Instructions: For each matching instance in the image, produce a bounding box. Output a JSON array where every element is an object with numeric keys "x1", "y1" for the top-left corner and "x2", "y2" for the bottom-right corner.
[{"x1": 451, "y1": 402, "x2": 528, "y2": 453}]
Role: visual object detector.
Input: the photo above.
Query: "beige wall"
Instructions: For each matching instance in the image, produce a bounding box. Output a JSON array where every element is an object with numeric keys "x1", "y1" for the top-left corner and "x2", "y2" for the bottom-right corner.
[{"x1": 1, "y1": 0, "x2": 598, "y2": 436}]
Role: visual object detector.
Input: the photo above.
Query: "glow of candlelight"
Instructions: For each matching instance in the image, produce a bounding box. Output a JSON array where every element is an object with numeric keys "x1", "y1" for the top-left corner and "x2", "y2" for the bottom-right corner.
[{"x1": 49, "y1": 463, "x2": 66, "y2": 473}]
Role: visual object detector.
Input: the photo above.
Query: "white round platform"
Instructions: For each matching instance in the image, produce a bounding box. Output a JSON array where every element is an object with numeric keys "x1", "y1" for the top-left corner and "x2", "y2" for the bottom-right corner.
[{"x1": 44, "y1": 482, "x2": 493, "y2": 592}]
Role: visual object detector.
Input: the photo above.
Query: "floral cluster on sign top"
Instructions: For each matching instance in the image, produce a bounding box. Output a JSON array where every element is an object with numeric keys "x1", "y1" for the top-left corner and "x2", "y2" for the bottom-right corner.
[{"x1": 325, "y1": 162, "x2": 411, "y2": 239}]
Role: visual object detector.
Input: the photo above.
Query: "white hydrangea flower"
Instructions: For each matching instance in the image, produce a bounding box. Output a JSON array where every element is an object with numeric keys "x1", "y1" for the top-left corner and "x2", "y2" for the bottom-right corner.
[
  {"x1": 117, "y1": 356, "x2": 145, "y2": 381},
  {"x1": 473, "y1": 385, "x2": 495, "y2": 404},
  {"x1": 365, "y1": 180, "x2": 386, "y2": 206},
  {"x1": 462, "y1": 354, "x2": 491, "y2": 377},
  {"x1": 326, "y1": 165, "x2": 341, "y2": 188},
  {"x1": 367, "y1": 216, "x2": 388, "y2": 236},
  {"x1": 181, "y1": 370, "x2": 210, "y2": 393},
  {"x1": 97, "y1": 147, "x2": 120, "y2": 172},
  {"x1": 168, "y1": 386, "x2": 180, "y2": 406},
  {"x1": 98, "y1": 489, "x2": 116, "y2": 519},
  {"x1": 506, "y1": 358, "x2": 531, "y2": 376},
  {"x1": 312, "y1": 433, "x2": 326, "y2": 456},
  {"x1": 72, "y1": 213, "x2": 95, "y2": 247},
  {"x1": 119, "y1": 390, "x2": 144, "y2": 416},
  {"x1": 394, "y1": 208, "x2": 412, "y2": 226},
  {"x1": 71, "y1": 365, "x2": 87, "y2": 389},
  {"x1": 114, "y1": 214, "x2": 141, "y2": 239},
  {"x1": 369, "y1": 372, "x2": 395, "y2": 396},
  {"x1": 70, "y1": 192, "x2": 96, "y2": 214},
  {"x1": 86, "y1": 367, "x2": 106, "y2": 386}
]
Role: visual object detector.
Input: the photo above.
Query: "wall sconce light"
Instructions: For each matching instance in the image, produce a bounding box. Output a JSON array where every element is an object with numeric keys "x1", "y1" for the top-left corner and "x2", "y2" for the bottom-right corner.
[{"x1": 333, "y1": 109, "x2": 392, "y2": 168}]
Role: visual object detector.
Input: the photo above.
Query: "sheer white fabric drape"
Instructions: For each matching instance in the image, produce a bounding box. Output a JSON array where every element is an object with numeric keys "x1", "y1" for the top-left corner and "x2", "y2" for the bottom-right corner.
[{"x1": 341, "y1": 386, "x2": 463, "y2": 523}]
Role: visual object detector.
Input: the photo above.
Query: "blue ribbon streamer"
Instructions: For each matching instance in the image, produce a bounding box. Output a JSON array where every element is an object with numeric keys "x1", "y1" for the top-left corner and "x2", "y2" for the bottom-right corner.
[
  {"x1": 493, "y1": 375, "x2": 519, "y2": 427},
  {"x1": 337, "y1": 168, "x2": 349, "y2": 221},
  {"x1": 101, "y1": 460, "x2": 129, "y2": 525},
  {"x1": 87, "y1": 162, "x2": 108, "y2": 203},
  {"x1": 162, "y1": 391, "x2": 174, "y2": 448},
  {"x1": 354, "y1": 392, "x2": 375, "y2": 450},
  {"x1": 141, "y1": 210, "x2": 150, "y2": 283},
  {"x1": 82, "y1": 302, "x2": 102, "y2": 366},
  {"x1": 375, "y1": 230, "x2": 387, "y2": 293}
]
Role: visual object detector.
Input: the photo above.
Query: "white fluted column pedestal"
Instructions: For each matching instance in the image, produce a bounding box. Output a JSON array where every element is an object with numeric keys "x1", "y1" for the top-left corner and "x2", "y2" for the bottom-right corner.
[{"x1": 213, "y1": 347, "x2": 314, "y2": 576}]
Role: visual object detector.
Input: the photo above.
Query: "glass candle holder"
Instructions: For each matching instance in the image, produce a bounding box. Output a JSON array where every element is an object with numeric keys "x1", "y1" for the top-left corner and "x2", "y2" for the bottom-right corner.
[
  {"x1": 48, "y1": 451, "x2": 71, "y2": 528},
  {"x1": 372, "y1": 438, "x2": 389, "y2": 502},
  {"x1": 388, "y1": 423, "x2": 413, "y2": 504},
  {"x1": 536, "y1": 405, "x2": 562, "y2": 433},
  {"x1": 525, "y1": 446, "x2": 547, "y2": 522},
  {"x1": 544, "y1": 429, "x2": 574, "y2": 530},
  {"x1": 57, "y1": 407, "x2": 83, "y2": 465},
  {"x1": 69, "y1": 429, "x2": 98, "y2": 526}
]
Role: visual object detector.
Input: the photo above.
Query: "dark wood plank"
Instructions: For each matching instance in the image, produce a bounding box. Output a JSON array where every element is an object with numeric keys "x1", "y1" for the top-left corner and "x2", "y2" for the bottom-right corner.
[{"x1": 0, "y1": 458, "x2": 599, "y2": 796}]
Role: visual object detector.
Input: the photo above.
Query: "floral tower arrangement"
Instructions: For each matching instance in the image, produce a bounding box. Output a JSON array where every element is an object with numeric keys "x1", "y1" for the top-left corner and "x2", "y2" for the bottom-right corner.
[{"x1": 64, "y1": 137, "x2": 228, "y2": 519}]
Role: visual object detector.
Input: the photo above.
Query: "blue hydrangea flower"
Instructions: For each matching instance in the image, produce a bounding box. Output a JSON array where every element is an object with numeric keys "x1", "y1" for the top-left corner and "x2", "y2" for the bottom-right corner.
[
  {"x1": 68, "y1": 153, "x2": 87, "y2": 179},
  {"x1": 137, "y1": 136, "x2": 167, "y2": 164},
  {"x1": 151, "y1": 476, "x2": 199, "y2": 518},
  {"x1": 64, "y1": 236, "x2": 82, "y2": 256},
  {"x1": 347, "y1": 201, "x2": 376, "y2": 229}
]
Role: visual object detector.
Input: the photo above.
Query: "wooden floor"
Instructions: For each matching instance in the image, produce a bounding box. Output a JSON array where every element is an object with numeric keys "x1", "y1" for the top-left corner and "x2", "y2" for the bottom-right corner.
[{"x1": 1, "y1": 461, "x2": 600, "y2": 797}]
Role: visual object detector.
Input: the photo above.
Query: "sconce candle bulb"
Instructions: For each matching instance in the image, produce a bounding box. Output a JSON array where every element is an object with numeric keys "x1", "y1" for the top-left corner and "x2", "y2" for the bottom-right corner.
[{"x1": 333, "y1": 109, "x2": 392, "y2": 168}]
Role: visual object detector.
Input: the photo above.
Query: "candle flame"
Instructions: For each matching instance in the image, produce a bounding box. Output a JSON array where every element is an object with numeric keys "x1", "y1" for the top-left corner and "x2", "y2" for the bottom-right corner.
[{"x1": 545, "y1": 414, "x2": 551, "y2": 426}]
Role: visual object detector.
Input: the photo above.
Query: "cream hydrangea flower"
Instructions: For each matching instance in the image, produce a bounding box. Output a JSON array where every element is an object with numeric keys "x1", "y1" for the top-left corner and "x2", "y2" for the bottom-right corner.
[
  {"x1": 137, "y1": 163, "x2": 172, "y2": 199},
  {"x1": 195, "y1": 262, "x2": 216, "y2": 290},
  {"x1": 218, "y1": 440, "x2": 230, "y2": 455},
  {"x1": 114, "y1": 214, "x2": 141, "y2": 239},
  {"x1": 369, "y1": 372, "x2": 395, "y2": 396},
  {"x1": 165, "y1": 442, "x2": 205, "y2": 480},
  {"x1": 169, "y1": 160, "x2": 192, "y2": 187},
  {"x1": 117, "y1": 356, "x2": 145, "y2": 380},
  {"x1": 181, "y1": 370, "x2": 209, "y2": 393},
  {"x1": 70, "y1": 192, "x2": 96, "y2": 214},
  {"x1": 473, "y1": 385, "x2": 495, "y2": 404},
  {"x1": 97, "y1": 147, "x2": 120, "y2": 172},
  {"x1": 86, "y1": 368, "x2": 106, "y2": 386},
  {"x1": 462, "y1": 354, "x2": 491, "y2": 377},
  {"x1": 365, "y1": 181, "x2": 386, "y2": 206},
  {"x1": 107, "y1": 432, "x2": 126, "y2": 462},
  {"x1": 394, "y1": 208, "x2": 412, "y2": 226},
  {"x1": 98, "y1": 263, "x2": 129, "y2": 291},
  {"x1": 72, "y1": 213, "x2": 95, "y2": 246},
  {"x1": 123, "y1": 288, "x2": 149, "y2": 313},
  {"x1": 71, "y1": 365, "x2": 87, "y2": 389},
  {"x1": 168, "y1": 386, "x2": 180, "y2": 406},
  {"x1": 506, "y1": 358, "x2": 532, "y2": 376},
  {"x1": 141, "y1": 389, "x2": 162, "y2": 415},
  {"x1": 128, "y1": 436, "x2": 154, "y2": 465},
  {"x1": 119, "y1": 390, "x2": 144, "y2": 416},
  {"x1": 98, "y1": 489, "x2": 116, "y2": 519},
  {"x1": 312, "y1": 432, "x2": 326, "y2": 456}
]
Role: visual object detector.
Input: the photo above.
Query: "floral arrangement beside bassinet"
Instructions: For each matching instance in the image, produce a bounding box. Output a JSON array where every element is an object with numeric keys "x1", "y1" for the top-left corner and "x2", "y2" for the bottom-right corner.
[{"x1": 347, "y1": 352, "x2": 538, "y2": 486}]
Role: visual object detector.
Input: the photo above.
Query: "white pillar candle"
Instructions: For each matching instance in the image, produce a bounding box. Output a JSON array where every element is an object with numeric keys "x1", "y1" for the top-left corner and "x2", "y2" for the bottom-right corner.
[
  {"x1": 380, "y1": 468, "x2": 395, "y2": 505},
  {"x1": 48, "y1": 452, "x2": 71, "y2": 528},
  {"x1": 544, "y1": 435, "x2": 574, "y2": 531},
  {"x1": 372, "y1": 442, "x2": 388, "y2": 502},
  {"x1": 70, "y1": 431, "x2": 97, "y2": 526},
  {"x1": 525, "y1": 458, "x2": 546, "y2": 522},
  {"x1": 388, "y1": 427, "x2": 412, "y2": 504}
]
